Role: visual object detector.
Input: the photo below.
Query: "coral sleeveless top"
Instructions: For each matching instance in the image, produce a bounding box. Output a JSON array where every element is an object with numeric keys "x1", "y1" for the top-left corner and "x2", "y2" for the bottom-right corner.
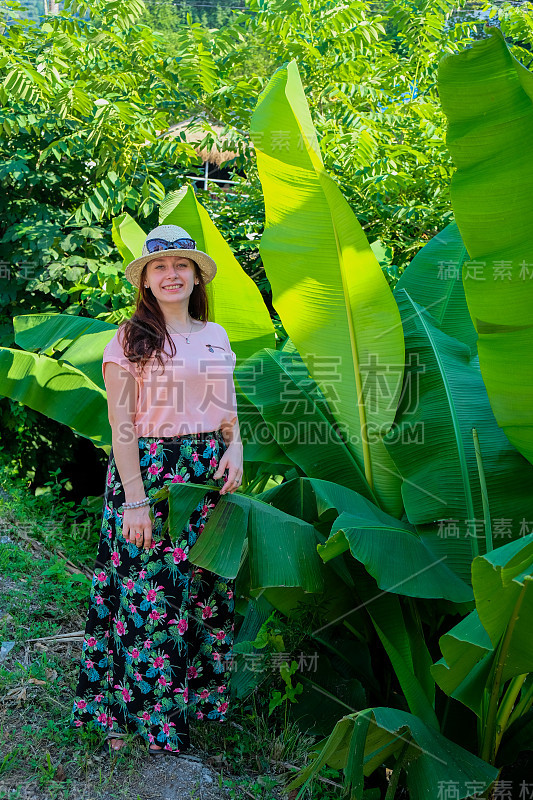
[{"x1": 102, "y1": 321, "x2": 238, "y2": 438}]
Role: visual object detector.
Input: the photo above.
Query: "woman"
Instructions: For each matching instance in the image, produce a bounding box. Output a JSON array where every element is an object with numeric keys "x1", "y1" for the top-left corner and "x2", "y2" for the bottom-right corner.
[{"x1": 70, "y1": 224, "x2": 243, "y2": 756}]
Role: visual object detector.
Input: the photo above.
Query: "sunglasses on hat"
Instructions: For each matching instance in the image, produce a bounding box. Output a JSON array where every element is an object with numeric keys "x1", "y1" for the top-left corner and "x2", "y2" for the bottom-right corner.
[{"x1": 146, "y1": 237, "x2": 196, "y2": 253}]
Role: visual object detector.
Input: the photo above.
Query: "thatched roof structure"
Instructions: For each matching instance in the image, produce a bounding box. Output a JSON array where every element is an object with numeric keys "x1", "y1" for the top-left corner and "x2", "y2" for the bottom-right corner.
[{"x1": 164, "y1": 115, "x2": 244, "y2": 167}]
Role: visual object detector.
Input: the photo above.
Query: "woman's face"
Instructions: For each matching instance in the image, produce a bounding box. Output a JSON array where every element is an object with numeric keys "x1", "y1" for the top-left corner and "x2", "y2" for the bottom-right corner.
[{"x1": 144, "y1": 255, "x2": 198, "y2": 305}]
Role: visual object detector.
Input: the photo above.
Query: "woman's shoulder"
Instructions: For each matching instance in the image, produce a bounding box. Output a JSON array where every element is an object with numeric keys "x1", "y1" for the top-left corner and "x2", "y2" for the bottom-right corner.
[
  {"x1": 104, "y1": 324, "x2": 126, "y2": 350},
  {"x1": 103, "y1": 324, "x2": 134, "y2": 362},
  {"x1": 205, "y1": 321, "x2": 229, "y2": 337}
]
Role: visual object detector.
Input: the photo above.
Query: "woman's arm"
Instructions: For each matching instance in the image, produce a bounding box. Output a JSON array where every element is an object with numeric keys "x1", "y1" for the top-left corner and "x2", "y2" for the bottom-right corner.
[
  {"x1": 105, "y1": 362, "x2": 153, "y2": 549},
  {"x1": 221, "y1": 414, "x2": 242, "y2": 448}
]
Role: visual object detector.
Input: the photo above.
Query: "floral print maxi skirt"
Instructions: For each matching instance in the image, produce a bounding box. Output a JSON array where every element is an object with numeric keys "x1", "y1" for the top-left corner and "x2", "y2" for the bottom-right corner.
[{"x1": 69, "y1": 429, "x2": 235, "y2": 753}]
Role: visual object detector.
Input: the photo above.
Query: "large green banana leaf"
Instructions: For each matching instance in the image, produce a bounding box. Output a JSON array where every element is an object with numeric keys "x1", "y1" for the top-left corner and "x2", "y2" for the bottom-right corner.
[
  {"x1": 395, "y1": 222, "x2": 477, "y2": 355},
  {"x1": 112, "y1": 184, "x2": 275, "y2": 360},
  {"x1": 433, "y1": 534, "x2": 533, "y2": 716},
  {"x1": 250, "y1": 59, "x2": 405, "y2": 517},
  {"x1": 431, "y1": 609, "x2": 493, "y2": 716},
  {"x1": 0, "y1": 345, "x2": 110, "y2": 448},
  {"x1": 320, "y1": 506, "x2": 472, "y2": 602},
  {"x1": 162, "y1": 480, "x2": 361, "y2": 621},
  {"x1": 13, "y1": 313, "x2": 117, "y2": 390},
  {"x1": 162, "y1": 477, "x2": 372, "y2": 624},
  {"x1": 384, "y1": 289, "x2": 533, "y2": 580},
  {"x1": 438, "y1": 27, "x2": 533, "y2": 465},
  {"x1": 285, "y1": 707, "x2": 497, "y2": 799}
]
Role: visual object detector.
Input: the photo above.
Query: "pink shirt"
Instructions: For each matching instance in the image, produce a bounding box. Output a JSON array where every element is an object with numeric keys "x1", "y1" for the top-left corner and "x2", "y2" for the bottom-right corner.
[{"x1": 102, "y1": 321, "x2": 238, "y2": 438}]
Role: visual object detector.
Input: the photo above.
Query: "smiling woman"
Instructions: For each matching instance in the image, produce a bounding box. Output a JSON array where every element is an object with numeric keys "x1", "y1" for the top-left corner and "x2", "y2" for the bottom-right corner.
[{"x1": 69, "y1": 224, "x2": 243, "y2": 756}]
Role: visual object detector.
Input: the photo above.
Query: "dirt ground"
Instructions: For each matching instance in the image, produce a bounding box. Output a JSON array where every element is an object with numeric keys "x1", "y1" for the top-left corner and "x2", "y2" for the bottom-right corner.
[{"x1": 0, "y1": 750, "x2": 232, "y2": 800}]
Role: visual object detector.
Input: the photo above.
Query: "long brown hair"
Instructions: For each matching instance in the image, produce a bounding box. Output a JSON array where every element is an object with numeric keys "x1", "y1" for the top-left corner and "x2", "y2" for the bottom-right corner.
[{"x1": 118, "y1": 257, "x2": 209, "y2": 379}]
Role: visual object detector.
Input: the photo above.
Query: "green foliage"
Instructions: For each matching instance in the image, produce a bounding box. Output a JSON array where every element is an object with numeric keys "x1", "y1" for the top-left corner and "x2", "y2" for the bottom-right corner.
[{"x1": 268, "y1": 660, "x2": 304, "y2": 716}]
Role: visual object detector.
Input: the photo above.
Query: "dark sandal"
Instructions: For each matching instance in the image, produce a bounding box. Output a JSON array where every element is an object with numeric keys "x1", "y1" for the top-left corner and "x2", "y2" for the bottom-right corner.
[{"x1": 147, "y1": 744, "x2": 186, "y2": 757}]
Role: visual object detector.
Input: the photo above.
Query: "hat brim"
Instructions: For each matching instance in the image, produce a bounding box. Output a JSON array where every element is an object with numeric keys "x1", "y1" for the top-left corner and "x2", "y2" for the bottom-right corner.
[{"x1": 124, "y1": 249, "x2": 217, "y2": 288}]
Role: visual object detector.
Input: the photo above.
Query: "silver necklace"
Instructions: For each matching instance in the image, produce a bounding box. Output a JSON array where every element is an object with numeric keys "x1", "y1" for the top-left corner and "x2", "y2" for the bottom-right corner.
[{"x1": 166, "y1": 317, "x2": 195, "y2": 344}]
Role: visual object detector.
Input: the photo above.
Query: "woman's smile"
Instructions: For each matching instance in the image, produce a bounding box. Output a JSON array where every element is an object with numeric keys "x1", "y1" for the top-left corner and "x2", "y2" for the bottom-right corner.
[{"x1": 162, "y1": 283, "x2": 184, "y2": 292}]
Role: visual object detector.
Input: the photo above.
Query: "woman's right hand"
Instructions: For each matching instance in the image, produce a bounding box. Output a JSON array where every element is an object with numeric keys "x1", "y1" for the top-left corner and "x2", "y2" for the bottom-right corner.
[{"x1": 122, "y1": 505, "x2": 153, "y2": 550}]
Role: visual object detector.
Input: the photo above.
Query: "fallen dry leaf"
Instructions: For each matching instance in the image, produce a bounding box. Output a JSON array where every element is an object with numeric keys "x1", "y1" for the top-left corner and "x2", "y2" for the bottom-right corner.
[
  {"x1": 54, "y1": 764, "x2": 66, "y2": 781},
  {"x1": 206, "y1": 753, "x2": 225, "y2": 766},
  {"x1": 28, "y1": 678, "x2": 47, "y2": 686},
  {"x1": 3, "y1": 686, "x2": 27, "y2": 706}
]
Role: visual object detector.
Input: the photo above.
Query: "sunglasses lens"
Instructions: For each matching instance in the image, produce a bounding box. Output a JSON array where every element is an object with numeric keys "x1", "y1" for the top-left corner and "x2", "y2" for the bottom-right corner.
[
  {"x1": 146, "y1": 237, "x2": 196, "y2": 253},
  {"x1": 146, "y1": 238, "x2": 170, "y2": 253}
]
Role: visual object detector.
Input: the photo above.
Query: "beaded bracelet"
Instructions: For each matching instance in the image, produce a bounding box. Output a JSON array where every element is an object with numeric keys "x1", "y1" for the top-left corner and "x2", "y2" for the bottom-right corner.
[{"x1": 123, "y1": 496, "x2": 150, "y2": 510}]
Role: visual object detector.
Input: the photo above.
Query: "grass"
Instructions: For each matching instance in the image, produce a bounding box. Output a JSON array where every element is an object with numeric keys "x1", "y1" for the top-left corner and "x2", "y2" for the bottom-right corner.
[{"x1": 0, "y1": 464, "x2": 345, "y2": 800}]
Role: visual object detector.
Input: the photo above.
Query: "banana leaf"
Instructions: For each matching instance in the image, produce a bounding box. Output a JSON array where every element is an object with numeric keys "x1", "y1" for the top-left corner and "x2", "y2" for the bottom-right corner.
[
  {"x1": 438, "y1": 27, "x2": 533, "y2": 465},
  {"x1": 431, "y1": 610, "x2": 493, "y2": 716},
  {"x1": 258, "y1": 475, "x2": 472, "y2": 604},
  {"x1": 0, "y1": 346, "x2": 110, "y2": 448},
  {"x1": 432, "y1": 534, "x2": 533, "y2": 716},
  {"x1": 285, "y1": 707, "x2": 498, "y2": 798},
  {"x1": 384, "y1": 289, "x2": 533, "y2": 580},
  {"x1": 13, "y1": 313, "x2": 117, "y2": 390},
  {"x1": 163, "y1": 481, "x2": 325, "y2": 591},
  {"x1": 395, "y1": 222, "x2": 477, "y2": 355},
  {"x1": 321, "y1": 507, "x2": 472, "y2": 603},
  {"x1": 250, "y1": 59, "x2": 405, "y2": 517},
  {"x1": 257, "y1": 474, "x2": 471, "y2": 601},
  {"x1": 163, "y1": 478, "x2": 365, "y2": 625}
]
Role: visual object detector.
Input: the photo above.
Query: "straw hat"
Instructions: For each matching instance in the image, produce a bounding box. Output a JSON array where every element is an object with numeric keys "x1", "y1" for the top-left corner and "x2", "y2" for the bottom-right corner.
[{"x1": 124, "y1": 224, "x2": 217, "y2": 288}]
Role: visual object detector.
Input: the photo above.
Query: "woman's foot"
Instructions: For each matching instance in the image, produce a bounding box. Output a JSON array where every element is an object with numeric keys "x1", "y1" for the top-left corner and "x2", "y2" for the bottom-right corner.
[
  {"x1": 108, "y1": 736, "x2": 127, "y2": 752},
  {"x1": 149, "y1": 743, "x2": 163, "y2": 751}
]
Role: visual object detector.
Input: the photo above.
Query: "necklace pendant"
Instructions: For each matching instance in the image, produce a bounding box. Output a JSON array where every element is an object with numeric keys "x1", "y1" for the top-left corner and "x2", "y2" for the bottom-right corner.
[
  {"x1": 207, "y1": 345, "x2": 214, "y2": 352},
  {"x1": 185, "y1": 336, "x2": 190, "y2": 344}
]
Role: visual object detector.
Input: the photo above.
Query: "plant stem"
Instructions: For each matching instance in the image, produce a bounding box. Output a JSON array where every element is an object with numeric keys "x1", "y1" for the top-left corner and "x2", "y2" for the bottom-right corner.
[
  {"x1": 493, "y1": 674, "x2": 528, "y2": 757},
  {"x1": 343, "y1": 620, "x2": 365, "y2": 643},
  {"x1": 385, "y1": 739, "x2": 411, "y2": 799},
  {"x1": 480, "y1": 585, "x2": 527, "y2": 762},
  {"x1": 508, "y1": 676, "x2": 533, "y2": 728},
  {"x1": 472, "y1": 427, "x2": 492, "y2": 553}
]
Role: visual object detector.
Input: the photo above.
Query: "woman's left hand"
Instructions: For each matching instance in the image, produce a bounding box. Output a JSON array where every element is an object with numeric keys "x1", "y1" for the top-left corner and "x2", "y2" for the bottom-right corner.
[{"x1": 214, "y1": 442, "x2": 244, "y2": 495}]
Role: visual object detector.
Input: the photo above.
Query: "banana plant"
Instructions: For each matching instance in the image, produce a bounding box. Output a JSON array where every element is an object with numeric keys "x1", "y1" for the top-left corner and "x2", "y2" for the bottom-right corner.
[
  {"x1": 384, "y1": 288, "x2": 533, "y2": 579},
  {"x1": 432, "y1": 533, "x2": 533, "y2": 766},
  {"x1": 438, "y1": 27, "x2": 533, "y2": 467},
  {"x1": 284, "y1": 706, "x2": 498, "y2": 800},
  {"x1": 250, "y1": 59, "x2": 405, "y2": 518}
]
